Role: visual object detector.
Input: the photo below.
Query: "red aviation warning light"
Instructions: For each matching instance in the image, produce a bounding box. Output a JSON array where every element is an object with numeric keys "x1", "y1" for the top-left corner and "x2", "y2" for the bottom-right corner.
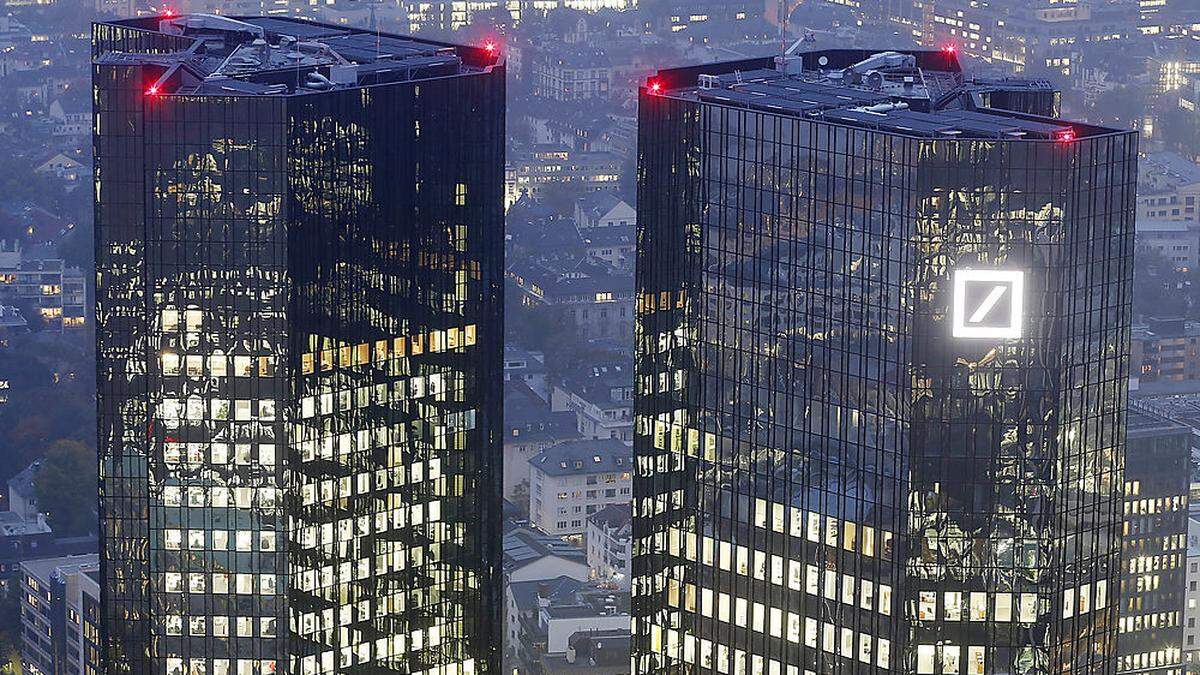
[
  {"x1": 146, "y1": 85, "x2": 159, "y2": 96},
  {"x1": 484, "y1": 41, "x2": 497, "y2": 54},
  {"x1": 1056, "y1": 128, "x2": 1076, "y2": 143},
  {"x1": 648, "y1": 79, "x2": 662, "y2": 94}
]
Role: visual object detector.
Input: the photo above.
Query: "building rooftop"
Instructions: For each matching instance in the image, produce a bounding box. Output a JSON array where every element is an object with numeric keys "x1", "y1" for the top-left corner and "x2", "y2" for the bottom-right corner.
[
  {"x1": 19, "y1": 553, "x2": 99, "y2": 583},
  {"x1": 509, "y1": 575, "x2": 585, "y2": 613},
  {"x1": 0, "y1": 510, "x2": 50, "y2": 538},
  {"x1": 1126, "y1": 406, "x2": 1191, "y2": 440},
  {"x1": 1133, "y1": 396, "x2": 1200, "y2": 432},
  {"x1": 529, "y1": 439, "x2": 632, "y2": 477},
  {"x1": 94, "y1": 15, "x2": 500, "y2": 97},
  {"x1": 1137, "y1": 219, "x2": 1194, "y2": 233},
  {"x1": 503, "y1": 524, "x2": 588, "y2": 572},
  {"x1": 648, "y1": 49, "x2": 1121, "y2": 141},
  {"x1": 587, "y1": 503, "x2": 632, "y2": 532}
]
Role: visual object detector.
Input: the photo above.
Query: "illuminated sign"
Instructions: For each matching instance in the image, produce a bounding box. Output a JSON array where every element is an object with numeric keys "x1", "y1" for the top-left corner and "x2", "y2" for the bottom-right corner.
[{"x1": 952, "y1": 269, "x2": 1024, "y2": 339}]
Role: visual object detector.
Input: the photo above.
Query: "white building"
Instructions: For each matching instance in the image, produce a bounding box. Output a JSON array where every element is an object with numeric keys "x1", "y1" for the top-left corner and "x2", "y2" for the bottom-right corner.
[
  {"x1": 528, "y1": 439, "x2": 632, "y2": 542},
  {"x1": 574, "y1": 193, "x2": 635, "y2": 230},
  {"x1": 586, "y1": 503, "x2": 631, "y2": 590},
  {"x1": 551, "y1": 359, "x2": 634, "y2": 443},
  {"x1": 1186, "y1": 518, "x2": 1200, "y2": 665},
  {"x1": 1136, "y1": 218, "x2": 1200, "y2": 272},
  {"x1": 503, "y1": 525, "x2": 589, "y2": 585}
]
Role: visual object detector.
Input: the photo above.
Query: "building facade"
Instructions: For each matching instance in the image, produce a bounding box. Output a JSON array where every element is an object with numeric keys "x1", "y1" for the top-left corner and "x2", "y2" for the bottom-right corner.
[
  {"x1": 633, "y1": 49, "x2": 1136, "y2": 674},
  {"x1": 529, "y1": 439, "x2": 633, "y2": 541},
  {"x1": 1184, "y1": 518, "x2": 1200, "y2": 667},
  {"x1": 19, "y1": 553, "x2": 102, "y2": 675},
  {"x1": 1119, "y1": 408, "x2": 1191, "y2": 674},
  {"x1": 586, "y1": 503, "x2": 632, "y2": 590},
  {"x1": 1131, "y1": 318, "x2": 1200, "y2": 391},
  {"x1": 93, "y1": 15, "x2": 504, "y2": 675}
]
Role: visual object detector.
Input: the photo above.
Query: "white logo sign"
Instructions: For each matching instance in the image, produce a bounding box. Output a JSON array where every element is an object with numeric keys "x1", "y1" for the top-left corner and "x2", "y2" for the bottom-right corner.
[{"x1": 952, "y1": 269, "x2": 1024, "y2": 339}]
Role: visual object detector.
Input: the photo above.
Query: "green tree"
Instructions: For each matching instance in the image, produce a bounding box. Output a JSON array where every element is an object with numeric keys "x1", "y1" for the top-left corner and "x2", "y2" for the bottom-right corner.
[{"x1": 34, "y1": 439, "x2": 98, "y2": 537}]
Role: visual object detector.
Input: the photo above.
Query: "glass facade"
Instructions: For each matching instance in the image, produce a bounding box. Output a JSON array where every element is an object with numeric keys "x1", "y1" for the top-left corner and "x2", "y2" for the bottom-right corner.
[
  {"x1": 633, "y1": 52, "x2": 1137, "y2": 675},
  {"x1": 93, "y1": 17, "x2": 504, "y2": 675}
]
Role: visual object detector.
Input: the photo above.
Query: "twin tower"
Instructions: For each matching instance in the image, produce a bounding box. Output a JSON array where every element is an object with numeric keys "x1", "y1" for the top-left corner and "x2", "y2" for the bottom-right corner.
[{"x1": 93, "y1": 17, "x2": 1135, "y2": 675}]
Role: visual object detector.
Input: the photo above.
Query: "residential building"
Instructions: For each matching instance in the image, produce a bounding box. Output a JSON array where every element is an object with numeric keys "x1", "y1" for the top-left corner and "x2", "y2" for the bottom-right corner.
[
  {"x1": 509, "y1": 261, "x2": 635, "y2": 339},
  {"x1": 552, "y1": 358, "x2": 634, "y2": 442},
  {"x1": 503, "y1": 524, "x2": 590, "y2": 585},
  {"x1": 504, "y1": 379, "x2": 580, "y2": 503},
  {"x1": 1119, "y1": 408, "x2": 1191, "y2": 673},
  {"x1": 505, "y1": 576, "x2": 586, "y2": 673},
  {"x1": 505, "y1": 344, "x2": 550, "y2": 399},
  {"x1": 93, "y1": 15, "x2": 505, "y2": 674},
  {"x1": 0, "y1": 242, "x2": 86, "y2": 330},
  {"x1": 586, "y1": 503, "x2": 631, "y2": 590},
  {"x1": 19, "y1": 554, "x2": 101, "y2": 675},
  {"x1": 528, "y1": 439, "x2": 632, "y2": 541},
  {"x1": 579, "y1": 225, "x2": 635, "y2": 271},
  {"x1": 543, "y1": 631, "x2": 630, "y2": 673},
  {"x1": 1137, "y1": 219, "x2": 1200, "y2": 271},
  {"x1": 574, "y1": 194, "x2": 635, "y2": 230},
  {"x1": 33, "y1": 152, "x2": 86, "y2": 182},
  {"x1": 634, "y1": 49, "x2": 1135, "y2": 673},
  {"x1": 1138, "y1": 154, "x2": 1200, "y2": 222},
  {"x1": 531, "y1": 45, "x2": 612, "y2": 101},
  {"x1": 505, "y1": 146, "x2": 621, "y2": 208},
  {"x1": 505, "y1": 574, "x2": 630, "y2": 675},
  {"x1": 47, "y1": 88, "x2": 89, "y2": 138}
]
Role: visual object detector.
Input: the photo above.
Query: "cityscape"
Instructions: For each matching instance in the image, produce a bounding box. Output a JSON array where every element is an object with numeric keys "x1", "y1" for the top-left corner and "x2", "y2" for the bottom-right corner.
[{"x1": 0, "y1": 0, "x2": 1195, "y2": 674}]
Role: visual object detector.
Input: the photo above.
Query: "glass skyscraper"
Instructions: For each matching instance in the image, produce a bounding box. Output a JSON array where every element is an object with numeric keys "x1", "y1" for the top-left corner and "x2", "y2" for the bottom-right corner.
[
  {"x1": 633, "y1": 49, "x2": 1136, "y2": 674},
  {"x1": 93, "y1": 15, "x2": 504, "y2": 675}
]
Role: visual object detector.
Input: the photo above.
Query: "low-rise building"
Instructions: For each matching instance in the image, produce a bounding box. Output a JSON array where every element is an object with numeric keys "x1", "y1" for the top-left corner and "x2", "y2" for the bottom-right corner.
[
  {"x1": 542, "y1": 630, "x2": 630, "y2": 673},
  {"x1": 552, "y1": 359, "x2": 634, "y2": 442},
  {"x1": 531, "y1": 45, "x2": 612, "y2": 101},
  {"x1": 503, "y1": 523, "x2": 590, "y2": 585},
  {"x1": 0, "y1": 242, "x2": 86, "y2": 330},
  {"x1": 19, "y1": 553, "x2": 101, "y2": 675},
  {"x1": 505, "y1": 146, "x2": 621, "y2": 208},
  {"x1": 579, "y1": 225, "x2": 634, "y2": 271},
  {"x1": 528, "y1": 439, "x2": 632, "y2": 541},
  {"x1": 1137, "y1": 219, "x2": 1200, "y2": 271},
  {"x1": 574, "y1": 194, "x2": 635, "y2": 231},
  {"x1": 586, "y1": 503, "x2": 631, "y2": 590},
  {"x1": 508, "y1": 261, "x2": 634, "y2": 340},
  {"x1": 505, "y1": 344, "x2": 550, "y2": 399},
  {"x1": 504, "y1": 379, "x2": 580, "y2": 504},
  {"x1": 1138, "y1": 152, "x2": 1200, "y2": 222},
  {"x1": 1132, "y1": 318, "x2": 1200, "y2": 392},
  {"x1": 505, "y1": 575, "x2": 585, "y2": 673},
  {"x1": 505, "y1": 573, "x2": 630, "y2": 675}
]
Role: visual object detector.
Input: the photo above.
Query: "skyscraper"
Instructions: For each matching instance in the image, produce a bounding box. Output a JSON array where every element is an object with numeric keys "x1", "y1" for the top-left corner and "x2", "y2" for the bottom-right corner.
[
  {"x1": 633, "y1": 49, "x2": 1136, "y2": 674},
  {"x1": 93, "y1": 15, "x2": 504, "y2": 675}
]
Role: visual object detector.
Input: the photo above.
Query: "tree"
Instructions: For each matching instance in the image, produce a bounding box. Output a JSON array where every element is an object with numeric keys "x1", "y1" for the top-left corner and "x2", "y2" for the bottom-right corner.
[
  {"x1": 0, "y1": 582, "x2": 21, "y2": 674},
  {"x1": 510, "y1": 479, "x2": 531, "y2": 519},
  {"x1": 34, "y1": 439, "x2": 98, "y2": 537}
]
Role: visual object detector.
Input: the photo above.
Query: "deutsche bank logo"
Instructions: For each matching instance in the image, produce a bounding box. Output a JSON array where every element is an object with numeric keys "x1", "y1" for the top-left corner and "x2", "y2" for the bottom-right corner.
[{"x1": 952, "y1": 269, "x2": 1024, "y2": 339}]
